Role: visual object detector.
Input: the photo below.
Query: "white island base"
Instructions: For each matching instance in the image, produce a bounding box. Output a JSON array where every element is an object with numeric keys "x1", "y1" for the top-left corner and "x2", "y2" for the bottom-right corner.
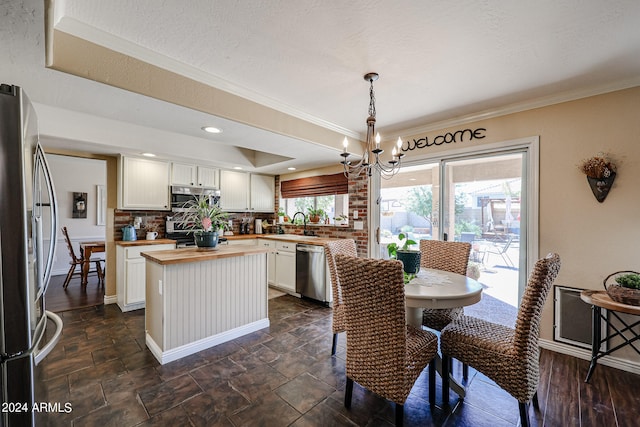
[{"x1": 143, "y1": 246, "x2": 270, "y2": 365}]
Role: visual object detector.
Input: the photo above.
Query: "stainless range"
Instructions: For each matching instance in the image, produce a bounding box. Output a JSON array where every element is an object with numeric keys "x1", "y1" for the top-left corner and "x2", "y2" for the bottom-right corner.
[
  {"x1": 165, "y1": 221, "x2": 227, "y2": 248},
  {"x1": 167, "y1": 185, "x2": 225, "y2": 247}
]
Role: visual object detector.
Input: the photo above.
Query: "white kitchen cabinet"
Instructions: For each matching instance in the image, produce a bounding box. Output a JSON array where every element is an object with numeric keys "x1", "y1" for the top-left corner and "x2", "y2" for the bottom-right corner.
[
  {"x1": 119, "y1": 156, "x2": 171, "y2": 210},
  {"x1": 250, "y1": 174, "x2": 275, "y2": 212},
  {"x1": 220, "y1": 169, "x2": 250, "y2": 211},
  {"x1": 116, "y1": 243, "x2": 175, "y2": 311},
  {"x1": 274, "y1": 241, "x2": 296, "y2": 293},
  {"x1": 197, "y1": 166, "x2": 219, "y2": 188},
  {"x1": 171, "y1": 163, "x2": 219, "y2": 188},
  {"x1": 258, "y1": 239, "x2": 276, "y2": 285},
  {"x1": 220, "y1": 170, "x2": 275, "y2": 212}
]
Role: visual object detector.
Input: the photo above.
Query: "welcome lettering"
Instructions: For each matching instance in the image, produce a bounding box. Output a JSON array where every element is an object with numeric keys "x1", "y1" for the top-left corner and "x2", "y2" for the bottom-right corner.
[{"x1": 401, "y1": 128, "x2": 486, "y2": 152}]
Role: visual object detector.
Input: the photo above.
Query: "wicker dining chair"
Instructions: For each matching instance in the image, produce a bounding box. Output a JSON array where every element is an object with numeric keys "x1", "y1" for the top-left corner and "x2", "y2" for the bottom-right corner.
[
  {"x1": 440, "y1": 253, "x2": 561, "y2": 427},
  {"x1": 419, "y1": 240, "x2": 472, "y2": 331},
  {"x1": 323, "y1": 239, "x2": 357, "y2": 355},
  {"x1": 335, "y1": 254, "x2": 438, "y2": 426}
]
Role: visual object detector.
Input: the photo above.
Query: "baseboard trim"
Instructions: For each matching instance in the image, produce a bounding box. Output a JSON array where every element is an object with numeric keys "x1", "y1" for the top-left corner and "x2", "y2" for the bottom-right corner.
[
  {"x1": 539, "y1": 338, "x2": 640, "y2": 376},
  {"x1": 146, "y1": 318, "x2": 270, "y2": 365},
  {"x1": 103, "y1": 294, "x2": 117, "y2": 305}
]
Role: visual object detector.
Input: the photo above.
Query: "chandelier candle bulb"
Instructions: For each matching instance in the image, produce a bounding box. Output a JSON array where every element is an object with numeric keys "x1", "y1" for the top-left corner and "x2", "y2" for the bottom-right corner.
[{"x1": 343, "y1": 137, "x2": 348, "y2": 153}]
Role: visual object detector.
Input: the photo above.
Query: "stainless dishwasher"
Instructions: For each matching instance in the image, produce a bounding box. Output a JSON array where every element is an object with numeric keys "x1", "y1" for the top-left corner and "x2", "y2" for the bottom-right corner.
[{"x1": 296, "y1": 244, "x2": 328, "y2": 303}]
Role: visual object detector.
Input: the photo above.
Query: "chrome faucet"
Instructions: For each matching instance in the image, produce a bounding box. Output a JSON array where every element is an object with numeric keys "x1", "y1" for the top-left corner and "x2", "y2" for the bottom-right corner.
[{"x1": 292, "y1": 211, "x2": 314, "y2": 236}]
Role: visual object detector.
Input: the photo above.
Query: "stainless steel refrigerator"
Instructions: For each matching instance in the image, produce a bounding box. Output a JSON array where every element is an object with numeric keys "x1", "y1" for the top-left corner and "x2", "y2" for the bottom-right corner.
[{"x1": 0, "y1": 84, "x2": 63, "y2": 426}]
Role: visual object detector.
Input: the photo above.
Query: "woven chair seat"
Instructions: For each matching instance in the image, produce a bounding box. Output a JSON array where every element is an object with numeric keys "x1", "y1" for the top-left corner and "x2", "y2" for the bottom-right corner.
[
  {"x1": 441, "y1": 316, "x2": 531, "y2": 400},
  {"x1": 421, "y1": 307, "x2": 464, "y2": 331},
  {"x1": 440, "y1": 253, "x2": 561, "y2": 427},
  {"x1": 332, "y1": 303, "x2": 346, "y2": 334}
]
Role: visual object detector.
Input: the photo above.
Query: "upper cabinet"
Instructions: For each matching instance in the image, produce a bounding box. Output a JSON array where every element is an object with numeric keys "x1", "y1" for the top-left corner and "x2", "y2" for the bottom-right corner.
[
  {"x1": 219, "y1": 170, "x2": 275, "y2": 212},
  {"x1": 220, "y1": 170, "x2": 250, "y2": 211},
  {"x1": 171, "y1": 163, "x2": 219, "y2": 188},
  {"x1": 197, "y1": 166, "x2": 219, "y2": 188},
  {"x1": 119, "y1": 156, "x2": 170, "y2": 210},
  {"x1": 250, "y1": 174, "x2": 275, "y2": 212}
]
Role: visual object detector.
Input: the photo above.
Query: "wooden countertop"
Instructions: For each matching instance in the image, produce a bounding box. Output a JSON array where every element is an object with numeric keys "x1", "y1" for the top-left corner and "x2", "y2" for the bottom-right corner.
[
  {"x1": 224, "y1": 234, "x2": 342, "y2": 245},
  {"x1": 141, "y1": 245, "x2": 272, "y2": 265},
  {"x1": 115, "y1": 239, "x2": 177, "y2": 247}
]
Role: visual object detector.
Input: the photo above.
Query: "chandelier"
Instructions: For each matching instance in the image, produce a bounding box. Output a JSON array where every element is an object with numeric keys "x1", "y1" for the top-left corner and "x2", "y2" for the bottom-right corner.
[{"x1": 341, "y1": 72, "x2": 404, "y2": 179}]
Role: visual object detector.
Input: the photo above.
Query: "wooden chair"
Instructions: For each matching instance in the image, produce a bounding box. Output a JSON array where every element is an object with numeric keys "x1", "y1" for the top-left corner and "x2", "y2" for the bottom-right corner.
[
  {"x1": 335, "y1": 254, "x2": 438, "y2": 426},
  {"x1": 440, "y1": 253, "x2": 561, "y2": 427},
  {"x1": 419, "y1": 240, "x2": 472, "y2": 331},
  {"x1": 323, "y1": 239, "x2": 357, "y2": 355},
  {"x1": 61, "y1": 226, "x2": 104, "y2": 288}
]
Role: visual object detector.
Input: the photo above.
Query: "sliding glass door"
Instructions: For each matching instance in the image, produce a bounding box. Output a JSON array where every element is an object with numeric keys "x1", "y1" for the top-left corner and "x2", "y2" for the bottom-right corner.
[
  {"x1": 375, "y1": 139, "x2": 537, "y2": 308},
  {"x1": 441, "y1": 152, "x2": 526, "y2": 306}
]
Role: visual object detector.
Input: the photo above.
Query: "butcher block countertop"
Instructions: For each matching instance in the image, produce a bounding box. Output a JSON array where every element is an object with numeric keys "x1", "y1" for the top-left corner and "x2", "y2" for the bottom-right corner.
[
  {"x1": 115, "y1": 239, "x2": 177, "y2": 247},
  {"x1": 225, "y1": 233, "x2": 342, "y2": 245},
  {"x1": 141, "y1": 245, "x2": 272, "y2": 265}
]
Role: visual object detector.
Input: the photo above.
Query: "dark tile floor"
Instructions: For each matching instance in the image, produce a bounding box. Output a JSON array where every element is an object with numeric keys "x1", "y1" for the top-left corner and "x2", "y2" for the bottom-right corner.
[{"x1": 35, "y1": 295, "x2": 640, "y2": 426}]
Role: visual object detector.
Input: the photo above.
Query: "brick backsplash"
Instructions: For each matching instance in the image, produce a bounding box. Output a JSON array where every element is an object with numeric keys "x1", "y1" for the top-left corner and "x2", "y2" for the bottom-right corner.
[
  {"x1": 114, "y1": 210, "x2": 169, "y2": 241},
  {"x1": 114, "y1": 173, "x2": 370, "y2": 255}
]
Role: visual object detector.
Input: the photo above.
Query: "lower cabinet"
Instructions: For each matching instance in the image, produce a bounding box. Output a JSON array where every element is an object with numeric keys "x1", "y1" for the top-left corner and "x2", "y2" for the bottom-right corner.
[
  {"x1": 116, "y1": 243, "x2": 175, "y2": 311},
  {"x1": 258, "y1": 239, "x2": 276, "y2": 285},
  {"x1": 274, "y1": 241, "x2": 296, "y2": 293}
]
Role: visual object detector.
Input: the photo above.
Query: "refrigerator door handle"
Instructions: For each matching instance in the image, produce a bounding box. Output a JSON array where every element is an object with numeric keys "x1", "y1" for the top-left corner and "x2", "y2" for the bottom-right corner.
[
  {"x1": 34, "y1": 311, "x2": 63, "y2": 365},
  {"x1": 35, "y1": 144, "x2": 58, "y2": 292}
]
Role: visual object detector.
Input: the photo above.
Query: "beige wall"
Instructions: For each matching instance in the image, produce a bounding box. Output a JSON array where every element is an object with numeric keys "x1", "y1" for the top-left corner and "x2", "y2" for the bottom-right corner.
[
  {"x1": 303, "y1": 86, "x2": 640, "y2": 361},
  {"x1": 412, "y1": 87, "x2": 640, "y2": 353}
]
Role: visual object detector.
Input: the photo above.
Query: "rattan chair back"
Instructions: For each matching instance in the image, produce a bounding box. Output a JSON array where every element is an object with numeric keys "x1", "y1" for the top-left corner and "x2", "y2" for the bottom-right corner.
[
  {"x1": 440, "y1": 252, "x2": 561, "y2": 420},
  {"x1": 323, "y1": 239, "x2": 357, "y2": 335},
  {"x1": 419, "y1": 239, "x2": 472, "y2": 330},
  {"x1": 335, "y1": 254, "x2": 438, "y2": 406},
  {"x1": 419, "y1": 239, "x2": 471, "y2": 275}
]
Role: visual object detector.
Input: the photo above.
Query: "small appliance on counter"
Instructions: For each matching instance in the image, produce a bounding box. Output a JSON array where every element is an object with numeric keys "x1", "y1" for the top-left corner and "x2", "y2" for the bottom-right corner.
[
  {"x1": 122, "y1": 224, "x2": 137, "y2": 241},
  {"x1": 254, "y1": 219, "x2": 263, "y2": 234}
]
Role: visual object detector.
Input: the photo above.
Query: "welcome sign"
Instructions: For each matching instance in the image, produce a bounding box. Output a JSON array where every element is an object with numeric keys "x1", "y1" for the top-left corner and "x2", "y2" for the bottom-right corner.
[{"x1": 401, "y1": 128, "x2": 486, "y2": 152}]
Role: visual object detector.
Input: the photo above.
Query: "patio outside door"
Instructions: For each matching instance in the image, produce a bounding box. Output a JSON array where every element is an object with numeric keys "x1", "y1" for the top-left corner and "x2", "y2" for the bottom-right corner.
[
  {"x1": 376, "y1": 145, "x2": 534, "y2": 309},
  {"x1": 440, "y1": 152, "x2": 526, "y2": 307}
]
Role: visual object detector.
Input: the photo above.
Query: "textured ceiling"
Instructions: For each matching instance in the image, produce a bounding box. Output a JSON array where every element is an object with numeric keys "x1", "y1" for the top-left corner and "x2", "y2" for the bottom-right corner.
[{"x1": 3, "y1": 0, "x2": 640, "y2": 173}]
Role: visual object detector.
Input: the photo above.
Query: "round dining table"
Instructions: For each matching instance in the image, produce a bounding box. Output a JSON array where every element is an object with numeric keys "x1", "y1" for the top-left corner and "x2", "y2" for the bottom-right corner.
[
  {"x1": 404, "y1": 268, "x2": 484, "y2": 401},
  {"x1": 404, "y1": 268, "x2": 484, "y2": 328}
]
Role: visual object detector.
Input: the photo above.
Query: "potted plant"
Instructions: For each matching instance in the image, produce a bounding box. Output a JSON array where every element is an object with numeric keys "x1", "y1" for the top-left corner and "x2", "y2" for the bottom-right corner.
[
  {"x1": 578, "y1": 153, "x2": 617, "y2": 203},
  {"x1": 605, "y1": 271, "x2": 640, "y2": 306},
  {"x1": 173, "y1": 194, "x2": 228, "y2": 249},
  {"x1": 307, "y1": 208, "x2": 325, "y2": 224},
  {"x1": 334, "y1": 214, "x2": 348, "y2": 226},
  {"x1": 387, "y1": 232, "x2": 421, "y2": 274},
  {"x1": 277, "y1": 208, "x2": 286, "y2": 223}
]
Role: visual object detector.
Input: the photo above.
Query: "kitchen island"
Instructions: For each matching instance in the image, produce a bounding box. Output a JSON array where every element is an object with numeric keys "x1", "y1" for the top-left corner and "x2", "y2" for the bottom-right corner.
[{"x1": 141, "y1": 245, "x2": 272, "y2": 364}]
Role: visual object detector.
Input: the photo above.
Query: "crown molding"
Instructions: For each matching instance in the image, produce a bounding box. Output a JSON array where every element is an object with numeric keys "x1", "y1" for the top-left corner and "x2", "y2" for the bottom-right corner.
[
  {"x1": 394, "y1": 77, "x2": 640, "y2": 139},
  {"x1": 52, "y1": 16, "x2": 360, "y2": 140}
]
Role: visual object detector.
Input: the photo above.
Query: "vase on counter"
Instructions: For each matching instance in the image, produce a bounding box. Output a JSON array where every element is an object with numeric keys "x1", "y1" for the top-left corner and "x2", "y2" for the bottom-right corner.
[{"x1": 194, "y1": 231, "x2": 218, "y2": 249}]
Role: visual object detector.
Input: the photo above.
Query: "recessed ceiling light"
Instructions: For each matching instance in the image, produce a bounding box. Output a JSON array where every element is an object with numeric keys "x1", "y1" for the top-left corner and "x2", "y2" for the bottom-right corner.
[
  {"x1": 287, "y1": 167, "x2": 296, "y2": 171},
  {"x1": 409, "y1": 178, "x2": 416, "y2": 181},
  {"x1": 142, "y1": 152, "x2": 156, "y2": 157},
  {"x1": 233, "y1": 166, "x2": 243, "y2": 170},
  {"x1": 202, "y1": 126, "x2": 222, "y2": 134}
]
